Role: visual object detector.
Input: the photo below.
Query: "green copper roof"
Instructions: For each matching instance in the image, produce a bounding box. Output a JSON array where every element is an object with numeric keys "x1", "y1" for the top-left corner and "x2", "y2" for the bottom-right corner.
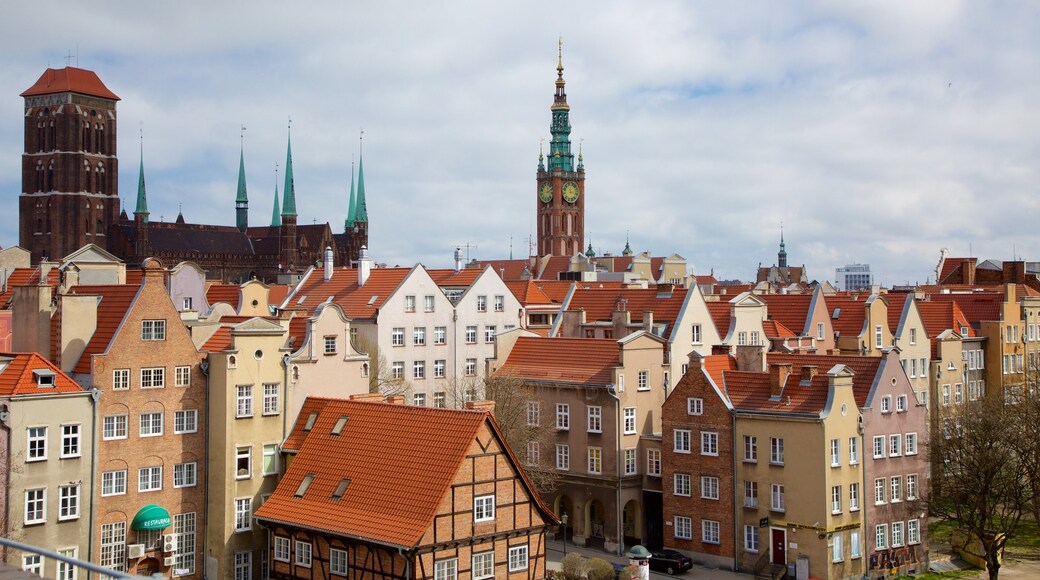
[
  {"x1": 236, "y1": 147, "x2": 248, "y2": 203},
  {"x1": 354, "y1": 149, "x2": 368, "y2": 223},
  {"x1": 547, "y1": 38, "x2": 574, "y2": 172},
  {"x1": 271, "y1": 179, "x2": 281, "y2": 227},
  {"x1": 135, "y1": 147, "x2": 149, "y2": 223},
  {"x1": 345, "y1": 162, "x2": 356, "y2": 230},
  {"x1": 585, "y1": 242, "x2": 595, "y2": 257},
  {"x1": 281, "y1": 133, "x2": 297, "y2": 216}
]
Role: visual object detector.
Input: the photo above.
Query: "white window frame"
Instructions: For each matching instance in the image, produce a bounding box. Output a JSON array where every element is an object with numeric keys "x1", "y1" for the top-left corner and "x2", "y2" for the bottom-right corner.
[
  {"x1": 25, "y1": 488, "x2": 46, "y2": 524},
  {"x1": 236, "y1": 385, "x2": 254, "y2": 418},
  {"x1": 587, "y1": 447, "x2": 602, "y2": 474},
  {"x1": 434, "y1": 558, "x2": 458, "y2": 580},
  {"x1": 687, "y1": 397, "x2": 703, "y2": 415},
  {"x1": 142, "y1": 319, "x2": 166, "y2": 340},
  {"x1": 623, "y1": 407, "x2": 636, "y2": 434},
  {"x1": 555, "y1": 403, "x2": 569, "y2": 430},
  {"x1": 674, "y1": 516, "x2": 692, "y2": 540},
  {"x1": 674, "y1": 429, "x2": 691, "y2": 453},
  {"x1": 263, "y1": 383, "x2": 280, "y2": 415},
  {"x1": 103, "y1": 414, "x2": 128, "y2": 440},
  {"x1": 647, "y1": 448, "x2": 661, "y2": 476},
  {"x1": 850, "y1": 483, "x2": 860, "y2": 511},
  {"x1": 295, "y1": 540, "x2": 312, "y2": 568},
  {"x1": 138, "y1": 466, "x2": 162, "y2": 492},
  {"x1": 508, "y1": 545, "x2": 528, "y2": 572},
  {"x1": 236, "y1": 446, "x2": 252, "y2": 479},
  {"x1": 175, "y1": 365, "x2": 191, "y2": 387},
  {"x1": 474, "y1": 495, "x2": 495, "y2": 522},
  {"x1": 770, "y1": 437, "x2": 784, "y2": 465},
  {"x1": 905, "y1": 432, "x2": 918, "y2": 455},
  {"x1": 587, "y1": 406, "x2": 602, "y2": 433},
  {"x1": 673, "y1": 473, "x2": 691, "y2": 496},
  {"x1": 273, "y1": 536, "x2": 290, "y2": 562},
  {"x1": 263, "y1": 444, "x2": 279, "y2": 476},
  {"x1": 59, "y1": 484, "x2": 80, "y2": 520},
  {"x1": 140, "y1": 367, "x2": 165, "y2": 389},
  {"x1": 624, "y1": 448, "x2": 637, "y2": 475},
  {"x1": 102, "y1": 469, "x2": 127, "y2": 496},
  {"x1": 770, "y1": 484, "x2": 785, "y2": 512},
  {"x1": 113, "y1": 368, "x2": 130, "y2": 390},
  {"x1": 139, "y1": 412, "x2": 163, "y2": 437},
  {"x1": 700, "y1": 431, "x2": 718, "y2": 456},
  {"x1": 174, "y1": 462, "x2": 197, "y2": 488},
  {"x1": 830, "y1": 438, "x2": 840, "y2": 466},
  {"x1": 330, "y1": 547, "x2": 349, "y2": 575},
  {"x1": 234, "y1": 497, "x2": 253, "y2": 532},
  {"x1": 701, "y1": 476, "x2": 719, "y2": 500},
  {"x1": 174, "y1": 409, "x2": 197, "y2": 434},
  {"x1": 472, "y1": 552, "x2": 494, "y2": 580},
  {"x1": 27, "y1": 426, "x2": 47, "y2": 461},
  {"x1": 849, "y1": 436, "x2": 859, "y2": 464},
  {"x1": 555, "y1": 444, "x2": 569, "y2": 470},
  {"x1": 701, "y1": 519, "x2": 721, "y2": 544}
]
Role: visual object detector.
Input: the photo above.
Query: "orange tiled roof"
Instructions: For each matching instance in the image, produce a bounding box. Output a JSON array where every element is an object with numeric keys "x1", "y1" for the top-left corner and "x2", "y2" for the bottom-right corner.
[
  {"x1": 0, "y1": 268, "x2": 60, "y2": 308},
  {"x1": 566, "y1": 287, "x2": 688, "y2": 327},
  {"x1": 760, "y1": 294, "x2": 813, "y2": 335},
  {"x1": 695, "y1": 275, "x2": 719, "y2": 285},
  {"x1": 201, "y1": 327, "x2": 233, "y2": 352},
  {"x1": 537, "y1": 256, "x2": 573, "y2": 281},
  {"x1": 21, "y1": 67, "x2": 120, "y2": 100},
  {"x1": 67, "y1": 284, "x2": 141, "y2": 374},
  {"x1": 938, "y1": 257, "x2": 976, "y2": 284},
  {"x1": 468, "y1": 259, "x2": 535, "y2": 281},
  {"x1": 825, "y1": 294, "x2": 868, "y2": 337},
  {"x1": 0, "y1": 352, "x2": 86, "y2": 396},
  {"x1": 724, "y1": 370, "x2": 830, "y2": 414},
  {"x1": 268, "y1": 284, "x2": 291, "y2": 305},
  {"x1": 495, "y1": 336, "x2": 619, "y2": 385},
  {"x1": 206, "y1": 284, "x2": 240, "y2": 309},
  {"x1": 255, "y1": 397, "x2": 551, "y2": 548},
  {"x1": 767, "y1": 352, "x2": 883, "y2": 408},
  {"x1": 705, "y1": 302, "x2": 731, "y2": 337},
  {"x1": 286, "y1": 267, "x2": 411, "y2": 319},
  {"x1": 762, "y1": 320, "x2": 796, "y2": 339},
  {"x1": 924, "y1": 293, "x2": 1002, "y2": 325},
  {"x1": 125, "y1": 269, "x2": 144, "y2": 286},
  {"x1": 703, "y1": 354, "x2": 736, "y2": 391},
  {"x1": 504, "y1": 280, "x2": 555, "y2": 306},
  {"x1": 536, "y1": 281, "x2": 575, "y2": 303},
  {"x1": 288, "y1": 317, "x2": 309, "y2": 349},
  {"x1": 885, "y1": 293, "x2": 909, "y2": 335},
  {"x1": 917, "y1": 301, "x2": 975, "y2": 339},
  {"x1": 427, "y1": 268, "x2": 482, "y2": 287}
]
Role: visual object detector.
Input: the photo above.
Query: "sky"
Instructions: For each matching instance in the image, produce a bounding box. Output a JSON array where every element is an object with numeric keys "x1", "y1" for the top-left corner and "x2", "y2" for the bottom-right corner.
[{"x1": 3, "y1": 1, "x2": 1040, "y2": 286}]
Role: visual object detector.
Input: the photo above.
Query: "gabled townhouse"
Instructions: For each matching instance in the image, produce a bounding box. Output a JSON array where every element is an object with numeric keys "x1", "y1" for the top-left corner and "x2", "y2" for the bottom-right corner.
[
  {"x1": 489, "y1": 331, "x2": 667, "y2": 554},
  {"x1": 705, "y1": 292, "x2": 769, "y2": 353},
  {"x1": 917, "y1": 300, "x2": 985, "y2": 428},
  {"x1": 207, "y1": 279, "x2": 289, "y2": 317},
  {"x1": 759, "y1": 287, "x2": 836, "y2": 354},
  {"x1": 886, "y1": 293, "x2": 931, "y2": 405},
  {"x1": 63, "y1": 258, "x2": 207, "y2": 577},
  {"x1": 168, "y1": 261, "x2": 208, "y2": 316},
  {"x1": 504, "y1": 279, "x2": 560, "y2": 334},
  {"x1": 0, "y1": 352, "x2": 95, "y2": 577},
  {"x1": 828, "y1": 293, "x2": 893, "y2": 356},
  {"x1": 254, "y1": 395, "x2": 557, "y2": 580}
]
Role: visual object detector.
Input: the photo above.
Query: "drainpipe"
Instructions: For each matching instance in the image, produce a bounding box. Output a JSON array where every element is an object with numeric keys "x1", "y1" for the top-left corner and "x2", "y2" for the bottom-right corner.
[
  {"x1": 281, "y1": 354, "x2": 292, "y2": 439},
  {"x1": 606, "y1": 385, "x2": 623, "y2": 556},
  {"x1": 1, "y1": 401, "x2": 11, "y2": 564},
  {"x1": 732, "y1": 413, "x2": 739, "y2": 571},
  {"x1": 88, "y1": 388, "x2": 101, "y2": 580},
  {"x1": 199, "y1": 359, "x2": 210, "y2": 580}
]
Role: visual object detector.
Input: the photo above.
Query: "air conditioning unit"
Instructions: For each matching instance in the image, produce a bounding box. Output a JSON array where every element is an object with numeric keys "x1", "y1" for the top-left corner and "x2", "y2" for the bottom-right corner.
[
  {"x1": 163, "y1": 534, "x2": 177, "y2": 552},
  {"x1": 127, "y1": 544, "x2": 146, "y2": 559},
  {"x1": 163, "y1": 556, "x2": 176, "y2": 567}
]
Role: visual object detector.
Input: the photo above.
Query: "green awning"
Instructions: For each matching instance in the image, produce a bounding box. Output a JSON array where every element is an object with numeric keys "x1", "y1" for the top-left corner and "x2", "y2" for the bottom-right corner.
[{"x1": 131, "y1": 504, "x2": 171, "y2": 530}]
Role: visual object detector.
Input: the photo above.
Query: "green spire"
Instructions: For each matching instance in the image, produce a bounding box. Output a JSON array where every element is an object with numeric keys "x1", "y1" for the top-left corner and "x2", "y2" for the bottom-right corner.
[
  {"x1": 345, "y1": 160, "x2": 356, "y2": 230},
  {"x1": 236, "y1": 147, "x2": 248, "y2": 203},
  {"x1": 354, "y1": 139, "x2": 368, "y2": 223},
  {"x1": 235, "y1": 142, "x2": 249, "y2": 232},
  {"x1": 548, "y1": 37, "x2": 574, "y2": 172},
  {"x1": 135, "y1": 142, "x2": 149, "y2": 223},
  {"x1": 585, "y1": 242, "x2": 595, "y2": 258},
  {"x1": 281, "y1": 131, "x2": 297, "y2": 217},
  {"x1": 271, "y1": 169, "x2": 281, "y2": 227}
]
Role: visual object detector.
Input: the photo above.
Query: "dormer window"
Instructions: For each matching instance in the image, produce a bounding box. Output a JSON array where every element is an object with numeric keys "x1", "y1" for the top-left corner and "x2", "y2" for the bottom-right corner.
[
  {"x1": 303, "y1": 412, "x2": 318, "y2": 431},
  {"x1": 331, "y1": 479, "x2": 350, "y2": 500},
  {"x1": 294, "y1": 474, "x2": 315, "y2": 498},
  {"x1": 33, "y1": 369, "x2": 56, "y2": 388},
  {"x1": 331, "y1": 416, "x2": 348, "y2": 435}
]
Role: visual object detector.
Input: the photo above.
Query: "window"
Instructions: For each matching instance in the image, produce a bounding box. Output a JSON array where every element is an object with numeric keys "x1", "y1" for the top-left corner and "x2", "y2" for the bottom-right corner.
[
  {"x1": 688, "y1": 397, "x2": 703, "y2": 415},
  {"x1": 434, "y1": 392, "x2": 446, "y2": 408},
  {"x1": 830, "y1": 438, "x2": 840, "y2": 466},
  {"x1": 907, "y1": 473, "x2": 919, "y2": 500},
  {"x1": 851, "y1": 530, "x2": 862, "y2": 558},
  {"x1": 587, "y1": 406, "x2": 602, "y2": 432},
  {"x1": 638, "y1": 370, "x2": 649, "y2": 390},
  {"x1": 702, "y1": 520, "x2": 721, "y2": 544},
  {"x1": 234, "y1": 552, "x2": 252, "y2": 580},
  {"x1": 175, "y1": 365, "x2": 191, "y2": 387},
  {"x1": 413, "y1": 360, "x2": 425, "y2": 379},
  {"x1": 391, "y1": 327, "x2": 405, "y2": 346},
  {"x1": 849, "y1": 436, "x2": 859, "y2": 464},
  {"x1": 701, "y1": 476, "x2": 720, "y2": 500},
  {"x1": 322, "y1": 335, "x2": 338, "y2": 355},
  {"x1": 392, "y1": 361, "x2": 404, "y2": 379},
  {"x1": 910, "y1": 358, "x2": 917, "y2": 378},
  {"x1": 465, "y1": 358, "x2": 477, "y2": 376},
  {"x1": 139, "y1": 466, "x2": 162, "y2": 492},
  {"x1": 435, "y1": 558, "x2": 458, "y2": 580},
  {"x1": 142, "y1": 319, "x2": 166, "y2": 340},
  {"x1": 647, "y1": 449, "x2": 661, "y2": 476},
  {"x1": 330, "y1": 548, "x2": 349, "y2": 575},
  {"x1": 526, "y1": 441, "x2": 540, "y2": 465},
  {"x1": 494, "y1": 294, "x2": 505, "y2": 312},
  {"x1": 508, "y1": 545, "x2": 528, "y2": 572},
  {"x1": 831, "y1": 485, "x2": 842, "y2": 514},
  {"x1": 908, "y1": 519, "x2": 921, "y2": 544},
  {"x1": 100, "y1": 521, "x2": 126, "y2": 571},
  {"x1": 833, "y1": 534, "x2": 844, "y2": 562},
  {"x1": 744, "y1": 480, "x2": 759, "y2": 508},
  {"x1": 174, "y1": 410, "x2": 197, "y2": 434},
  {"x1": 424, "y1": 295, "x2": 436, "y2": 312},
  {"x1": 138, "y1": 412, "x2": 163, "y2": 437},
  {"x1": 102, "y1": 470, "x2": 127, "y2": 496},
  {"x1": 889, "y1": 434, "x2": 901, "y2": 457},
  {"x1": 413, "y1": 327, "x2": 426, "y2": 346},
  {"x1": 261, "y1": 383, "x2": 280, "y2": 415},
  {"x1": 174, "y1": 512, "x2": 198, "y2": 574},
  {"x1": 526, "y1": 402, "x2": 540, "y2": 426},
  {"x1": 874, "y1": 478, "x2": 886, "y2": 504},
  {"x1": 770, "y1": 437, "x2": 784, "y2": 464},
  {"x1": 744, "y1": 525, "x2": 760, "y2": 552},
  {"x1": 174, "y1": 462, "x2": 197, "y2": 488},
  {"x1": 22, "y1": 555, "x2": 43, "y2": 575},
  {"x1": 57, "y1": 548, "x2": 76, "y2": 580},
  {"x1": 873, "y1": 436, "x2": 885, "y2": 459},
  {"x1": 465, "y1": 326, "x2": 477, "y2": 343},
  {"x1": 404, "y1": 295, "x2": 416, "y2": 313},
  {"x1": 25, "y1": 488, "x2": 46, "y2": 524},
  {"x1": 273, "y1": 537, "x2": 290, "y2": 562},
  {"x1": 624, "y1": 448, "x2": 637, "y2": 475},
  {"x1": 27, "y1": 426, "x2": 47, "y2": 461},
  {"x1": 942, "y1": 384, "x2": 951, "y2": 405},
  {"x1": 881, "y1": 395, "x2": 891, "y2": 412},
  {"x1": 770, "y1": 484, "x2": 785, "y2": 512},
  {"x1": 910, "y1": 328, "x2": 917, "y2": 345},
  {"x1": 484, "y1": 325, "x2": 497, "y2": 343},
  {"x1": 844, "y1": 482, "x2": 858, "y2": 511},
  {"x1": 237, "y1": 385, "x2": 253, "y2": 417},
  {"x1": 103, "y1": 415, "x2": 128, "y2": 440},
  {"x1": 140, "y1": 367, "x2": 165, "y2": 388},
  {"x1": 891, "y1": 476, "x2": 902, "y2": 502},
  {"x1": 474, "y1": 495, "x2": 495, "y2": 522},
  {"x1": 905, "y1": 432, "x2": 918, "y2": 455},
  {"x1": 113, "y1": 368, "x2": 130, "y2": 390},
  {"x1": 60, "y1": 484, "x2": 80, "y2": 520},
  {"x1": 588, "y1": 447, "x2": 602, "y2": 474},
  {"x1": 692, "y1": 324, "x2": 702, "y2": 344},
  {"x1": 674, "y1": 516, "x2": 692, "y2": 539},
  {"x1": 875, "y1": 324, "x2": 882, "y2": 348},
  {"x1": 892, "y1": 522, "x2": 905, "y2": 547},
  {"x1": 669, "y1": 472, "x2": 691, "y2": 496},
  {"x1": 433, "y1": 359, "x2": 446, "y2": 378},
  {"x1": 234, "y1": 497, "x2": 253, "y2": 532},
  {"x1": 673, "y1": 429, "x2": 691, "y2": 453},
  {"x1": 295, "y1": 540, "x2": 312, "y2": 567},
  {"x1": 556, "y1": 444, "x2": 569, "y2": 470},
  {"x1": 701, "y1": 431, "x2": 719, "y2": 456},
  {"x1": 434, "y1": 326, "x2": 447, "y2": 345},
  {"x1": 955, "y1": 383, "x2": 964, "y2": 404},
  {"x1": 262, "y1": 444, "x2": 280, "y2": 476},
  {"x1": 236, "y1": 446, "x2": 252, "y2": 479},
  {"x1": 738, "y1": 331, "x2": 747, "y2": 345},
  {"x1": 476, "y1": 295, "x2": 487, "y2": 312},
  {"x1": 556, "y1": 404, "x2": 570, "y2": 430},
  {"x1": 744, "y1": 436, "x2": 758, "y2": 462},
  {"x1": 472, "y1": 552, "x2": 494, "y2": 580}
]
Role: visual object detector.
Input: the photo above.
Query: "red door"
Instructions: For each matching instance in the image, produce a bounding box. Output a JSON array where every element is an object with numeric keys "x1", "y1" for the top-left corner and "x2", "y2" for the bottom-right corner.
[{"x1": 771, "y1": 528, "x2": 786, "y2": 565}]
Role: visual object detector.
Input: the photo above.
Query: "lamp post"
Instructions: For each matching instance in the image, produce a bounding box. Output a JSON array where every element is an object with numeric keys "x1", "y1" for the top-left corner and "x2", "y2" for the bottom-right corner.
[{"x1": 561, "y1": 513, "x2": 569, "y2": 556}]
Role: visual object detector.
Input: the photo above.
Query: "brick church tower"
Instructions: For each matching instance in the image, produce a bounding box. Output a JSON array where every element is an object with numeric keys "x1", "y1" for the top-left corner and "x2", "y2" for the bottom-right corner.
[
  {"x1": 536, "y1": 40, "x2": 585, "y2": 257},
  {"x1": 20, "y1": 67, "x2": 121, "y2": 262}
]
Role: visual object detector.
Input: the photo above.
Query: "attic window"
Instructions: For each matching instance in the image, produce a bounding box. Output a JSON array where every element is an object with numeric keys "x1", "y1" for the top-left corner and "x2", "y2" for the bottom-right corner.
[
  {"x1": 304, "y1": 412, "x2": 319, "y2": 431},
  {"x1": 367, "y1": 295, "x2": 378, "y2": 305},
  {"x1": 331, "y1": 416, "x2": 348, "y2": 435},
  {"x1": 832, "y1": 307, "x2": 841, "y2": 319},
  {"x1": 296, "y1": 295, "x2": 308, "y2": 305},
  {"x1": 33, "y1": 369, "x2": 56, "y2": 388},
  {"x1": 325, "y1": 296, "x2": 334, "y2": 304},
  {"x1": 331, "y1": 479, "x2": 351, "y2": 500},
  {"x1": 294, "y1": 474, "x2": 315, "y2": 498}
]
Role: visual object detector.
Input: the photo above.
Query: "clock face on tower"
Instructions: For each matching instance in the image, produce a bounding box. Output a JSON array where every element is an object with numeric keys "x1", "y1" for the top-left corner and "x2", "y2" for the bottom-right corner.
[
  {"x1": 539, "y1": 183, "x2": 554, "y2": 203},
  {"x1": 562, "y1": 181, "x2": 579, "y2": 204}
]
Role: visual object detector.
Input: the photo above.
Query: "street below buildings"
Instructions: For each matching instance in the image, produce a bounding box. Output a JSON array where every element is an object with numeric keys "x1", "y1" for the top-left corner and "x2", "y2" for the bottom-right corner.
[{"x1": 545, "y1": 539, "x2": 748, "y2": 580}]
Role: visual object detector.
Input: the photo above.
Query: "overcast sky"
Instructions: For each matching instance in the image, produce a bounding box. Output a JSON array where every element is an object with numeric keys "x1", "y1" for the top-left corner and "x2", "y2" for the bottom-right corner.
[{"x1": 3, "y1": 1, "x2": 1039, "y2": 285}]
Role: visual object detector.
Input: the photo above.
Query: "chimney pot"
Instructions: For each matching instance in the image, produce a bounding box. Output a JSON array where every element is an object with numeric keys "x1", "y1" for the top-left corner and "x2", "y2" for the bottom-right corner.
[{"x1": 769, "y1": 363, "x2": 792, "y2": 398}]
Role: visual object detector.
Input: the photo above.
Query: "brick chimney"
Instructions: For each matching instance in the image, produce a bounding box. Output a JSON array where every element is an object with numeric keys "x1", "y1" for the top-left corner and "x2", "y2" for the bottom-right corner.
[
  {"x1": 711, "y1": 344, "x2": 730, "y2": 356},
  {"x1": 348, "y1": 393, "x2": 385, "y2": 403},
  {"x1": 1003, "y1": 261, "x2": 1026, "y2": 284},
  {"x1": 799, "y1": 365, "x2": 818, "y2": 385},
  {"x1": 466, "y1": 400, "x2": 496, "y2": 417},
  {"x1": 769, "y1": 363, "x2": 792, "y2": 398}
]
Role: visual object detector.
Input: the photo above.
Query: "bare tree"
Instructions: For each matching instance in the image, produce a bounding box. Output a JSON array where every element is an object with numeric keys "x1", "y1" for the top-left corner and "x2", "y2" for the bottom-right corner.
[
  {"x1": 351, "y1": 334, "x2": 411, "y2": 398},
  {"x1": 928, "y1": 395, "x2": 1035, "y2": 579}
]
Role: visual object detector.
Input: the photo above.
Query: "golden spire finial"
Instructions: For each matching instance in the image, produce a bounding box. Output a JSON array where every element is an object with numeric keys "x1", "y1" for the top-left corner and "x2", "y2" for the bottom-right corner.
[{"x1": 557, "y1": 36, "x2": 564, "y2": 76}]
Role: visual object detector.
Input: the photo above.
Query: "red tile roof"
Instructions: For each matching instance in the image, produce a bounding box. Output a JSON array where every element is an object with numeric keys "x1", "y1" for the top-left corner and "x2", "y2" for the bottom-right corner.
[
  {"x1": 255, "y1": 397, "x2": 553, "y2": 548},
  {"x1": 427, "y1": 268, "x2": 482, "y2": 287},
  {"x1": 566, "y1": 287, "x2": 688, "y2": 327},
  {"x1": 724, "y1": 370, "x2": 830, "y2": 414},
  {"x1": 885, "y1": 293, "x2": 909, "y2": 335},
  {"x1": 825, "y1": 294, "x2": 868, "y2": 337},
  {"x1": 495, "y1": 336, "x2": 619, "y2": 385},
  {"x1": 537, "y1": 256, "x2": 573, "y2": 281},
  {"x1": 470, "y1": 260, "x2": 534, "y2": 281},
  {"x1": 762, "y1": 320, "x2": 796, "y2": 339},
  {"x1": 938, "y1": 257, "x2": 975, "y2": 284},
  {"x1": 268, "y1": 284, "x2": 291, "y2": 306},
  {"x1": 702, "y1": 355, "x2": 736, "y2": 391},
  {"x1": 0, "y1": 268, "x2": 60, "y2": 309},
  {"x1": 67, "y1": 284, "x2": 141, "y2": 374},
  {"x1": 288, "y1": 316, "x2": 309, "y2": 350},
  {"x1": 760, "y1": 294, "x2": 813, "y2": 335},
  {"x1": 21, "y1": 67, "x2": 120, "y2": 100},
  {"x1": 0, "y1": 352, "x2": 86, "y2": 396},
  {"x1": 924, "y1": 293, "x2": 1002, "y2": 324},
  {"x1": 201, "y1": 327, "x2": 233, "y2": 352},
  {"x1": 206, "y1": 284, "x2": 240, "y2": 309},
  {"x1": 767, "y1": 353, "x2": 883, "y2": 407},
  {"x1": 286, "y1": 267, "x2": 411, "y2": 319},
  {"x1": 705, "y1": 302, "x2": 731, "y2": 337},
  {"x1": 917, "y1": 301, "x2": 975, "y2": 339},
  {"x1": 504, "y1": 280, "x2": 555, "y2": 306},
  {"x1": 537, "y1": 281, "x2": 576, "y2": 303}
]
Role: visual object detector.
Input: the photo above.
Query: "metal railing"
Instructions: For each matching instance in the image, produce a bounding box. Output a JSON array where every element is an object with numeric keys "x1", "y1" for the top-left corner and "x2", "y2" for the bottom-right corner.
[{"x1": 0, "y1": 536, "x2": 163, "y2": 579}]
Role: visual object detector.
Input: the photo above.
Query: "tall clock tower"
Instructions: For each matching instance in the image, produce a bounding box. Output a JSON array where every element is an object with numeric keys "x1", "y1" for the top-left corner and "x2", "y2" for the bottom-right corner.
[{"x1": 536, "y1": 40, "x2": 585, "y2": 257}]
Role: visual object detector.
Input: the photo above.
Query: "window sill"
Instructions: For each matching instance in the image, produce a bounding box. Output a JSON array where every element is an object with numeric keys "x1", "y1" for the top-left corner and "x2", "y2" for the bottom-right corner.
[
  {"x1": 743, "y1": 459, "x2": 757, "y2": 464},
  {"x1": 769, "y1": 462, "x2": 784, "y2": 467}
]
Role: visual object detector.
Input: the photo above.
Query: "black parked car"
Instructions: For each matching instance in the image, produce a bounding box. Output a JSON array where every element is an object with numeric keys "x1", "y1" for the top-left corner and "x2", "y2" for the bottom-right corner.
[{"x1": 648, "y1": 550, "x2": 693, "y2": 575}]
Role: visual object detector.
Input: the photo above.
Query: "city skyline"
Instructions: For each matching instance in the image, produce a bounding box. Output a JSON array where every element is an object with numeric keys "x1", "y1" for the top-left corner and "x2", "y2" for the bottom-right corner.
[{"x1": 2, "y1": 2, "x2": 1039, "y2": 284}]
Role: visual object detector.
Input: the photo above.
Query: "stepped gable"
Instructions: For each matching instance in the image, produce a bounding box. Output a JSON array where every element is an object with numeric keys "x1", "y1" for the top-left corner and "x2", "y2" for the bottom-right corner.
[{"x1": 495, "y1": 336, "x2": 619, "y2": 385}]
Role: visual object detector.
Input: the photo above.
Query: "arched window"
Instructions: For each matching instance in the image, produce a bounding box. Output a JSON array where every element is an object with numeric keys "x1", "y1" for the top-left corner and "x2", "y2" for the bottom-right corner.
[
  {"x1": 36, "y1": 161, "x2": 44, "y2": 192},
  {"x1": 82, "y1": 122, "x2": 90, "y2": 152},
  {"x1": 361, "y1": 363, "x2": 369, "y2": 378},
  {"x1": 47, "y1": 161, "x2": 54, "y2": 191},
  {"x1": 37, "y1": 123, "x2": 45, "y2": 152},
  {"x1": 93, "y1": 124, "x2": 100, "y2": 154},
  {"x1": 49, "y1": 122, "x2": 56, "y2": 151},
  {"x1": 96, "y1": 219, "x2": 104, "y2": 234},
  {"x1": 98, "y1": 124, "x2": 105, "y2": 155},
  {"x1": 85, "y1": 166, "x2": 92, "y2": 193},
  {"x1": 98, "y1": 163, "x2": 105, "y2": 194}
]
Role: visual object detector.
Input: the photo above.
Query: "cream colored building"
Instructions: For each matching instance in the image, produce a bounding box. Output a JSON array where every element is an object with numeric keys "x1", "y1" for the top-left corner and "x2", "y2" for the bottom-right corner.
[{"x1": 888, "y1": 294, "x2": 931, "y2": 405}]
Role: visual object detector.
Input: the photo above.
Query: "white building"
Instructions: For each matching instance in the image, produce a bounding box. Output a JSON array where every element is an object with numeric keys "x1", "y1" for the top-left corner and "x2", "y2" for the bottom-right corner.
[{"x1": 836, "y1": 263, "x2": 874, "y2": 291}]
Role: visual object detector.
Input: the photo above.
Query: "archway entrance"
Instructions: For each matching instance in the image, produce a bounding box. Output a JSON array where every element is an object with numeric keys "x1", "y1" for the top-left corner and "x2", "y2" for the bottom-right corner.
[{"x1": 623, "y1": 499, "x2": 642, "y2": 546}]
